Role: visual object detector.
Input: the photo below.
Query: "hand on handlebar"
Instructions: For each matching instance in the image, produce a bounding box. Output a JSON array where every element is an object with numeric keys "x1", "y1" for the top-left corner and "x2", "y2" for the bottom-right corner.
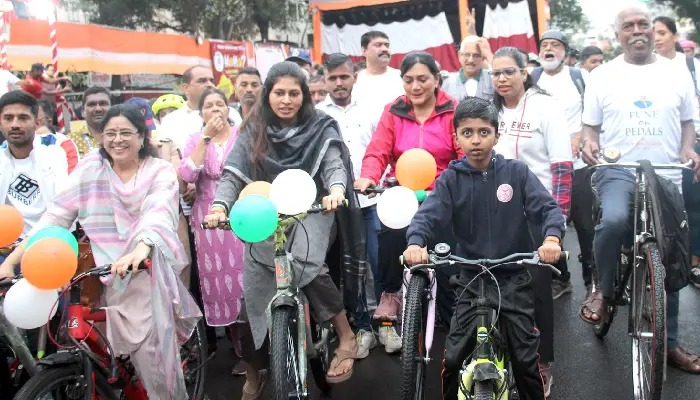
[
  {"x1": 581, "y1": 139, "x2": 601, "y2": 166},
  {"x1": 111, "y1": 243, "x2": 151, "y2": 277},
  {"x1": 322, "y1": 186, "x2": 346, "y2": 212},
  {"x1": 203, "y1": 207, "x2": 227, "y2": 229},
  {"x1": 353, "y1": 178, "x2": 377, "y2": 198},
  {"x1": 681, "y1": 146, "x2": 700, "y2": 178},
  {"x1": 538, "y1": 242, "x2": 562, "y2": 265},
  {"x1": 403, "y1": 245, "x2": 428, "y2": 265}
]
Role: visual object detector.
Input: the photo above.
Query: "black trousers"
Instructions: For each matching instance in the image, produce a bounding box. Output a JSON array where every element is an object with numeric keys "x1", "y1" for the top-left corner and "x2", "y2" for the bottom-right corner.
[
  {"x1": 570, "y1": 167, "x2": 596, "y2": 286},
  {"x1": 377, "y1": 225, "x2": 459, "y2": 326},
  {"x1": 442, "y1": 271, "x2": 545, "y2": 400}
]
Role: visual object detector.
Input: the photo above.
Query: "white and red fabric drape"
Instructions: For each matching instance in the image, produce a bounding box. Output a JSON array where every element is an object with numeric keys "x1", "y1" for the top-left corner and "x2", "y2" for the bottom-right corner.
[{"x1": 482, "y1": 0, "x2": 537, "y2": 54}]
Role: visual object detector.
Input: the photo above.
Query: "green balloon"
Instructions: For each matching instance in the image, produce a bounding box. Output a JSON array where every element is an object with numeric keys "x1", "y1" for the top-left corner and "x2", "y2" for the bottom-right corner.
[
  {"x1": 230, "y1": 194, "x2": 279, "y2": 243},
  {"x1": 26, "y1": 226, "x2": 79, "y2": 256},
  {"x1": 415, "y1": 190, "x2": 428, "y2": 203}
]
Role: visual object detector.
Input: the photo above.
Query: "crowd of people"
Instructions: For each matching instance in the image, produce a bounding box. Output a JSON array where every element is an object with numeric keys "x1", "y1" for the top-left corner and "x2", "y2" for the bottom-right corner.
[{"x1": 1, "y1": 5, "x2": 700, "y2": 400}]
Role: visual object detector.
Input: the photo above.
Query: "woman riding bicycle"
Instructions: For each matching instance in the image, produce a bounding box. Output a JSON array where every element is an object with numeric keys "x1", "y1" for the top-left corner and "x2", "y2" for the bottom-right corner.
[
  {"x1": 0, "y1": 104, "x2": 201, "y2": 400},
  {"x1": 354, "y1": 52, "x2": 463, "y2": 347},
  {"x1": 204, "y1": 61, "x2": 361, "y2": 399}
]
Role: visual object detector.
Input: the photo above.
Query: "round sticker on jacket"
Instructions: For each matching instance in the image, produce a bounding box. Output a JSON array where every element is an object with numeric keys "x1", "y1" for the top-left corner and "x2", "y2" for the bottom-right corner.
[{"x1": 496, "y1": 184, "x2": 513, "y2": 203}]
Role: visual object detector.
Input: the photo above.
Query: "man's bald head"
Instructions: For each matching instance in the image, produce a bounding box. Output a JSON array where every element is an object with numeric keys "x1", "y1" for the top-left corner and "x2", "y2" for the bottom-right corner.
[{"x1": 615, "y1": 6, "x2": 649, "y2": 33}]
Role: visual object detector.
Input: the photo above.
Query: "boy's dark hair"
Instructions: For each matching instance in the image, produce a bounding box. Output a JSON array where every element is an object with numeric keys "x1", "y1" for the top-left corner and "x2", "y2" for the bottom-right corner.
[
  {"x1": 0, "y1": 90, "x2": 39, "y2": 118},
  {"x1": 361, "y1": 31, "x2": 389, "y2": 49},
  {"x1": 83, "y1": 86, "x2": 111, "y2": 102},
  {"x1": 453, "y1": 97, "x2": 499, "y2": 133},
  {"x1": 580, "y1": 46, "x2": 603, "y2": 62},
  {"x1": 324, "y1": 53, "x2": 354, "y2": 73}
]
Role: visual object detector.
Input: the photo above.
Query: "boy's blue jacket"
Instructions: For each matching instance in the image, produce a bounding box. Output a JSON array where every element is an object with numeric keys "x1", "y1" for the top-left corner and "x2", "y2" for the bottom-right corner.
[{"x1": 406, "y1": 153, "x2": 566, "y2": 261}]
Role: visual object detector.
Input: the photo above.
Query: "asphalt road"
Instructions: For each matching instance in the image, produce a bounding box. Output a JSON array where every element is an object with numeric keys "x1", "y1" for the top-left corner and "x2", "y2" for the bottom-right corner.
[{"x1": 204, "y1": 231, "x2": 700, "y2": 400}]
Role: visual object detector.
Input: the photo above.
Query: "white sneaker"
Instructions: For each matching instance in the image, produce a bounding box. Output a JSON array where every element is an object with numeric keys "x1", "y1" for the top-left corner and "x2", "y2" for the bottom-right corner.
[
  {"x1": 378, "y1": 326, "x2": 402, "y2": 354},
  {"x1": 355, "y1": 329, "x2": 377, "y2": 359}
]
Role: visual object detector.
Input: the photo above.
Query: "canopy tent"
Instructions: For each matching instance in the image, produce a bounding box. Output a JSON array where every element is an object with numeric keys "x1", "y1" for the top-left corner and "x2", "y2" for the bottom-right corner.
[
  {"x1": 310, "y1": 0, "x2": 549, "y2": 71},
  {"x1": 6, "y1": 19, "x2": 211, "y2": 74}
]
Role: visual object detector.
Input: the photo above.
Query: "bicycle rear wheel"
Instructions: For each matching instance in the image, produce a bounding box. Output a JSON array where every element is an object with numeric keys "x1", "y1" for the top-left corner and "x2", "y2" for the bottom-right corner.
[
  {"x1": 270, "y1": 305, "x2": 304, "y2": 400},
  {"x1": 13, "y1": 366, "x2": 86, "y2": 399},
  {"x1": 182, "y1": 318, "x2": 208, "y2": 399},
  {"x1": 400, "y1": 273, "x2": 429, "y2": 400},
  {"x1": 631, "y1": 243, "x2": 665, "y2": 400}
]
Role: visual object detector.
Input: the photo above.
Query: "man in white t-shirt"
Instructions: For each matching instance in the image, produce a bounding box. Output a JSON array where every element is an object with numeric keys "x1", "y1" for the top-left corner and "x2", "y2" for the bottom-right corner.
[
  {"x1": 0, "y1": 69, "x2": 20, "y2": 98},
  {"x1": 0, "y1": 91, "x2": 68, "y2": 268},
  {"x1": 534, "y1": 29, "x2": 593, "y2": 299},
  {"x1": 351, "y1": 31, "x2": 404, "y2": 125},
  {"x1": 582, "y1": 7, "x2": 700, "y2": 374}
]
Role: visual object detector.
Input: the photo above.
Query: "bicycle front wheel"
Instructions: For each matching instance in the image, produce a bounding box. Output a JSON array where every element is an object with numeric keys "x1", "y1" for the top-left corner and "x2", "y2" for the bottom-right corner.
[
  {"x1": 400, "y1": 273, "x2": 429, "y2": 400},
  {"x1": 631, "y1": 243, "x2": 665, "y2": 400},
  {"x1": 182, "y1": 318, "x2": 208, "y2": 399},
  {"x1": 474, "y1": 379, "x2": 495, "y2": 400},
  {"x1": 13, "y1": 366, "x2": 86, "y2": 400},
  {"x1": 270, "y1": 305, "x2": 304, "y2": 400}
]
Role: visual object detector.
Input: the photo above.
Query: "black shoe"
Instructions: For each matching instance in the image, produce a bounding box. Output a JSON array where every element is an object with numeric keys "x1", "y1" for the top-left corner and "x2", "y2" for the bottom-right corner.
[
  {"x1": 552, "y1": 279, "x2": 573, "y2": 299},
  {"x1": 690, "y1": 267, "x2": 700, "y2": 289}
]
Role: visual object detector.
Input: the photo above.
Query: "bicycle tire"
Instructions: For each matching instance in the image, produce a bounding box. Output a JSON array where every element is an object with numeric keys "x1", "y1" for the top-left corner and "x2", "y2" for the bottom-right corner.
[
  {"x1": 13, "y1": 366, "x2": 85, "y2": 399},
  {"x1": 182, "y1": 318, "x2": 208, "y2": 400},
  {"x1": 309, "y1": 319, "x2": 332, "y2": 396},
  {"x1": 631, "y1": 243, "x2": 665, "y2": 400},
  {"x1": 474, "y1": 379, "x2": 495, "y2": 400},
  {"x1": 400, "y1": 273, "x2": 429, "y2": 400},
  {"x1": 270, "y1": 305, "x2": 302, "y2": 400}
]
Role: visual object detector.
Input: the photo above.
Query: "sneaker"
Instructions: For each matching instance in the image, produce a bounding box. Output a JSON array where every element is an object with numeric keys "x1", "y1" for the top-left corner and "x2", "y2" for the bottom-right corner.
[
  {"x1": 355, "y1": 329, "x2": 377, "y2": 359},
  {"x1": 690, "y1": 267, "x2": 700, "y2": 289},
  {"x1": 374, "y1": 291, "x2": 402, "y2": 321},
  {"x1": 378, "y1": 326, "x2": 402, "y2": 354},
  {"x1": 551, "y1": 279, "x2": 573, "y2": 300},
  {"x1": 539, "y1": 362, "x2": 553, "y2": 398}
]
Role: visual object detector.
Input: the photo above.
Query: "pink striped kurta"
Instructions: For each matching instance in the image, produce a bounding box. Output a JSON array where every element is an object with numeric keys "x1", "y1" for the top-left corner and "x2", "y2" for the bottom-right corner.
[
  {"x1": 29, "y1": 152, "x2": 201, "y2": 400},
  {"x1": 179, "y1": 128, "x2": 244, "y2": 326}
]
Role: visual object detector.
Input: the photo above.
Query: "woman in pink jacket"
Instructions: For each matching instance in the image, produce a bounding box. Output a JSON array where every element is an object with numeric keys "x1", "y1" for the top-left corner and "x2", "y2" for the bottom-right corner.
[{"x1": 354, "y1": 51, "x2": 462, "y2": 353}]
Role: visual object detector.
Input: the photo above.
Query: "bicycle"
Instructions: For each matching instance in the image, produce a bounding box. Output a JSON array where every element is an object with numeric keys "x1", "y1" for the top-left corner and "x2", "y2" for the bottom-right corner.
[
  {"x1": 12, "y1": 260, "x2": 209, "y2": 400},
  {"x1": 202, "y1": 201, "x2": 343, "y2": 400},
  {"x1": 588, "y1": 155, "x2": 692, "y2": 400},
  {"x1": 399, "y1": 243, "x2": 563, "y2": 400},
  {"x1": 0, "y1": 278, "x2": 40, "y2": 399}
]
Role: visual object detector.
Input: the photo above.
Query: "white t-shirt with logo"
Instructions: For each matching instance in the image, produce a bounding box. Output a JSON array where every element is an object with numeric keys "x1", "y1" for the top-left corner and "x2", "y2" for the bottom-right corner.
[
  {"x1": 582, "y1": 55, "x2": 698, "y2": 186},
  {"x1": 536, "y1": 66, "x2": 587, "y2": 170},
  {"x1": 0, "y1": 69, "x2": 20, "y2": 98},
  {"x1": 494, "y1": 89, "x2": 573, "y2": 194},
  {"x1": 352, "y1": 67, "x2": 404, "y2": 125},
  {"x1": 4, "y1": 157, "x2": 47, "y2": 237}
]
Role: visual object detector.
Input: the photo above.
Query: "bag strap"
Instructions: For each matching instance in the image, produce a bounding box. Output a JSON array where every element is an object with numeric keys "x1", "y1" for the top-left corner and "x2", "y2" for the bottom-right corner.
[{"x1": 530, "y1": 67, "x2": 543, "y2": 84}]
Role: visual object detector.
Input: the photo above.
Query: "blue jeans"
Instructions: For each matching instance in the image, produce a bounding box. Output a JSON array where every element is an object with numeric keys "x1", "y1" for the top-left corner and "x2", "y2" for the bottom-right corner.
[
  {"x1": 363, "y1": 205, "x2": 382, "y2": 300},
  {"x1": 593, "y1": 167, "x2": 681, "y2": 349}
]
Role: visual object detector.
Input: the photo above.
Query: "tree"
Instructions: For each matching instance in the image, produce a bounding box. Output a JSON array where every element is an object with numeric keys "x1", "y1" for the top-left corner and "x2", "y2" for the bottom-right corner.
[
  {"x1": 656, "y1": 1, "x2": 700, "y2": 40},
  {"x1": 548, "y1": 0, "x2": 589, "y2": 34},
  {"x1": 66, "y1": 0, "x2": 305, "y2": 41}
]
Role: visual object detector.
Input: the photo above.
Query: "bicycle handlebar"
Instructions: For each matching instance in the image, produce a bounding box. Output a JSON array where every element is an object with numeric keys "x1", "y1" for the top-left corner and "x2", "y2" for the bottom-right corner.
[
  {"x1": 200, "y1": 200, "x2": 349, "y2": 230},
  {"x1": 590, "y1": 160, "x2": 694, "y2": 170},
  {"x1": 402, "y1": 251, "x2": 567, "y2": 276}
]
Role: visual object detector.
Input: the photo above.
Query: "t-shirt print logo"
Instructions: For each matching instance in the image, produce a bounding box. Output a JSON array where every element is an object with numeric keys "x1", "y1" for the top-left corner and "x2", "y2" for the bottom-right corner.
[
  {"x1": 634, "y1": 96, "x2": 653, "y2": 109},
  {"x1": 496, "y1": 183, "x2": 513, "y2": 203},
  {"x1": 8, "y1": 173, "x2": 40, "y2": 205}
]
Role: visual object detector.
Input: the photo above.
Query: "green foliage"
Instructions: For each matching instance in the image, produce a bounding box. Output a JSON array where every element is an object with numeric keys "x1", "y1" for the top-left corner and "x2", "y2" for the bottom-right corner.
[{"x1": 548, "y1": 0, "x2": 589, "y2": 33}]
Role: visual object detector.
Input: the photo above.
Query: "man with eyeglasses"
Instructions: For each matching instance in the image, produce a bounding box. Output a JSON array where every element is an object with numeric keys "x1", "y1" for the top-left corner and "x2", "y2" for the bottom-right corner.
[{"x1": 442, "y1": 35, "x2": 495, "y2": 101}]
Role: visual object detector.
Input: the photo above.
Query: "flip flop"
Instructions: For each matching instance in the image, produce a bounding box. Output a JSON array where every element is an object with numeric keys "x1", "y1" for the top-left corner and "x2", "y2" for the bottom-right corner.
[
  {"x1": 579, "y1": 290, "x2": 605, "y2": 325},
  {"x1": 326, "y1": 346, "x2": 358, "y2": 384},
  {"x1": 241, "y1": 370, "x2": 268, "y2": 400}
]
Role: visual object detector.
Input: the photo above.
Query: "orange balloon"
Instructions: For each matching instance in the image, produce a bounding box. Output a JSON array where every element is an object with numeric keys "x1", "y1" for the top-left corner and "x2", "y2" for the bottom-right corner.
[
  {"x1": 240, "y1": 181, "x2": 272, "y2": 199},
  {"x1": 0, "y1": 205, "x2": 24, "y2": 248},
  {"x1": 395, "y1": 149, "x2": 438, "y2": 190},
  {"x1": 21, "y1": 238, "x2": 78, "y2": 290}
]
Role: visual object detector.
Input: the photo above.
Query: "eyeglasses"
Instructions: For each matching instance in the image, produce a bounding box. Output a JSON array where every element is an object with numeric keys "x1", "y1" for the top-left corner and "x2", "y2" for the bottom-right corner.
[
  {"x1": 459, "y1": 52, "x2": 482, "y2": 60},
  {"x1": 489, "y1": 68, "x2": 522, "y2": 79},
  {"x1": 103, "y1": 130, "x2": 137, "y2": 140}
]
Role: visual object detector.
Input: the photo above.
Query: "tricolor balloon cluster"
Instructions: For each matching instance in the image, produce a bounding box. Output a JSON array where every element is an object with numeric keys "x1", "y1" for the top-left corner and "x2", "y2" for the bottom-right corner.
[
  {"x1": 376, "y1": 149, "x2": 437, "y2": 229},
  {"x1": 0, "y1": 205, "x2": 79, "y2": 329},
  {"x1": 225, "y1": 169, "x2": 318, "y2": 243}
]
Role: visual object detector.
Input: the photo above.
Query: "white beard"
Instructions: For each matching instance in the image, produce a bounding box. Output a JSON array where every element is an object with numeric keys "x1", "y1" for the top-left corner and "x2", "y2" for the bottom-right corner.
[{"x1": 540, "y1": 58, "x2": 563, "y2": 71}]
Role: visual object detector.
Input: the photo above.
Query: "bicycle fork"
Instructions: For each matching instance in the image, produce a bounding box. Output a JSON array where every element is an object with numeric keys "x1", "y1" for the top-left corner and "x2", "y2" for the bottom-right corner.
[{"x1": 402, "y1": 268, "x2": 437, "y2": 363}]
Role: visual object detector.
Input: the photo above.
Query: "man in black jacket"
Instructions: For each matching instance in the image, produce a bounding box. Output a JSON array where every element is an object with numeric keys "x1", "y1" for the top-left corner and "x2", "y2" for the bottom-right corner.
[{"x1": 403, "y1": 97, "x2": 564, "y2": 400}]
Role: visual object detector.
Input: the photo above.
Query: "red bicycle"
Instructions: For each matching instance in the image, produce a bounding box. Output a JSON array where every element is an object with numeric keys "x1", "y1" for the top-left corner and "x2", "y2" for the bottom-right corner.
[{"x1": 12, "y1": 260, "x2": 208, "y2": 400}]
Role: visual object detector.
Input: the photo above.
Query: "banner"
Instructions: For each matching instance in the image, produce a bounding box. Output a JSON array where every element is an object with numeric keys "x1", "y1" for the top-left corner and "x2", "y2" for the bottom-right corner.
[
  {"x1": 210, "y1": 40, "x2": 248, "y2": 100},
  {"x1": 121, "y1": 74, "x2": 179, "y2": 89}
]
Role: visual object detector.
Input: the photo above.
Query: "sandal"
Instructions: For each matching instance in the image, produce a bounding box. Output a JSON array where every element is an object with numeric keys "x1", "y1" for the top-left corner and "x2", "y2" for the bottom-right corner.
[
  {"x1": 241, "y1": 369, "x2": 268, "y2": 400},
  {"x1": 668, "y1": 347, "x2": 700, "y2": 374},
  {"x1": 326, "y1": 343, "x2": 358, "y2": 384},
  {"x1": 579, "y1": 290, "x2": 606, "y2": 325}
]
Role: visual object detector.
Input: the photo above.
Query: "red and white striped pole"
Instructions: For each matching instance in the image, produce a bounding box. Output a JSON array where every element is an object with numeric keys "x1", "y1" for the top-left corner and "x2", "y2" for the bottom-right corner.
[
  {"x1": 0, "y1": 13, "x2": 7, "y2": 69},
  {"x1": 48, "y1": 7, "x2": 76, "y2": 130}
]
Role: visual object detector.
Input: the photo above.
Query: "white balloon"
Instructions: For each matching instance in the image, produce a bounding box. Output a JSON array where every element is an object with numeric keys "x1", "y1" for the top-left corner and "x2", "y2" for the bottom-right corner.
[
  {"x1": 2, "y1": 278, "x2": 58, "y2": 329},
  {"x1": 270, "y1": 169, "x2": 318, "y2": 215},
  {"x1": 377, "y1": 186, "x2": 419, "y2": 229}
]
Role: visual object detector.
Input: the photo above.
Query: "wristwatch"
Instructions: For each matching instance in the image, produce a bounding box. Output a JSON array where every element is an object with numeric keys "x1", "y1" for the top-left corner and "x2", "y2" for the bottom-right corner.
[
  {"x1": 202, "y1": 135, "x2": 212, "y2": 143},
  {"x1": 140, "y1": 237, "x2": 155, "y2": 248}
]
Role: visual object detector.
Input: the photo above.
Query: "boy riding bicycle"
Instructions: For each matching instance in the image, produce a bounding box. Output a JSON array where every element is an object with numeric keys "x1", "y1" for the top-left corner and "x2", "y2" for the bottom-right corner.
[{"x1": 402, "y1": 97, "x2": 565, "y2": 400}]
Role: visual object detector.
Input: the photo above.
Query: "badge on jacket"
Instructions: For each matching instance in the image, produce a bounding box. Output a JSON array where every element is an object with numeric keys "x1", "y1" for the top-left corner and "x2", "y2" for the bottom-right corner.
[{"x1": 497, "y1": 184, "x2": 513, "y2": 203}]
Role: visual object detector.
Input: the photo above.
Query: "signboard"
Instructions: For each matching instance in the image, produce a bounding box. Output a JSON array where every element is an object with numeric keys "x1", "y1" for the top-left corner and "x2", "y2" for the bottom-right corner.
[
  {"x1": 88, "y1": 72, "x2": 111, "y2": 88},
  {"x1": 210, "y1": 40, "x2": 248, "y2": 100}
]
